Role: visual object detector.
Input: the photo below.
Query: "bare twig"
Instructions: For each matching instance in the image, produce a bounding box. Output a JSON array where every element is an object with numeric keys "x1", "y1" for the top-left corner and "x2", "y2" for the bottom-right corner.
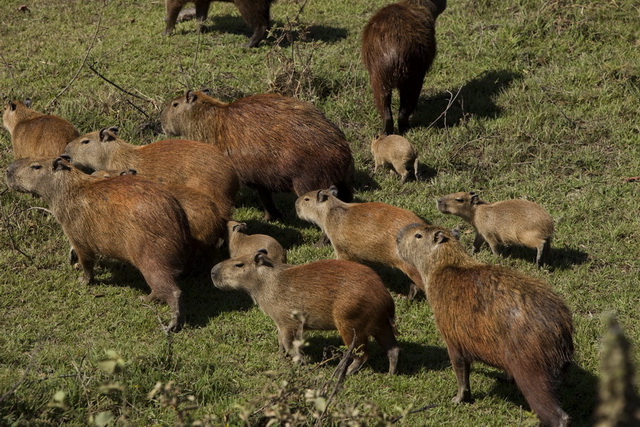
[
  {"x1": 390, "y1": 404, "x2": 437, "y2": 424},
  {"x1": 87, "y1": 63, "x2": 153, "y2": 103},
  {"x1": 425, "y1": 85, "x2": 463, "y2": 131},
  {"x1": 192, "y1": 26, "x2": 202, "y2": 69}
]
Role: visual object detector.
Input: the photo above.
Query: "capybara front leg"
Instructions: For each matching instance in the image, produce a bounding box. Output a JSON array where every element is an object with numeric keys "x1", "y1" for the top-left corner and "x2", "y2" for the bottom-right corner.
[
  {"x1": 472, "y1": 233, "x2": 485, "y2": 253},
  {"x1": 448, "y1": 346, "x2": 472, "y2": 403},
  {"x1": 164, "y1": 0, "x2": 183, "y2": 35},
  {"x1": 374, "y1": 322, "x2": 399, "y2": 375},
  {"x1": 537, "y1": 239, "x2": 551, "y2": 268},
  {"x1": 256, "y1": 187, "x2": 282, "y2": 222}
]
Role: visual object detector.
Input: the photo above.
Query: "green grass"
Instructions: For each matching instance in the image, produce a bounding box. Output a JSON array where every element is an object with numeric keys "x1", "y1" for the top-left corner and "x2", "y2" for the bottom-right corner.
[{"x1": 1, "y1": 0, "x2": 639, "y2": 424}]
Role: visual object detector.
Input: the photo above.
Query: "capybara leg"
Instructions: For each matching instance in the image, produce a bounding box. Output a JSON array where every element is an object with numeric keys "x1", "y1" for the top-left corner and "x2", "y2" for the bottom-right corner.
[
  {"x1": 256, "y1": 187, "x2": 282, "y2": 221},
  {"x1": 337, "y1": 325, "x2": 369, "y2": 375},
  {"x1": 397, "y1": 78, "x2": 424, "y2": 135},
  {"x1": 75, "y1": 252, "x2": 95, "y2": 285},
  {"x1": 236, "y1": 0, "x2": 271, "y2": 47},
  {"x1": 139, "y1": 268, "x2": 184, "y2": 332},
  {"x1": 314, "y1": 233, "x2": 331, "y2": 248},
  {"x1": 69, "y1": 247, "x2": 77, "y2": 265},
  {"x1": 514, "y1": 370, "x2": 569, "y2": 427},
  {"x1": 382, "y1": 92, "x2": 394, "y2": 135},
  {"x1": 277, "y1": 326, "x2": 296, "y2": 355},
  {"x1": 486, "y1": 238, "x2": 501, "y2": 256},
  {"x1": 413, "y1": 158, "x2": 420, "y2": 181},
  {"x1": 400, "y1": 170, "x2": 411, "y2": 184},
  {"x1": 447, "y1": 346, "x2": 472, "y2": 403},
  {"x1": 537, "y1": 239, "x2": 551, "y2": 268},
  {"x1": 164, "y1": 0, "x2": 183, "y2": 35},
  {"x1": 397, "y1": 261, "x2": 425, "y2": 299},
  {"x1": 472, "y1": 233, "x2": 485, "y2": 253},
  {"x1": 194, "y1": 0, "x2": 211, "y2": 23},
  {"x1": 373, "y1": 324, "x2": 399, "y2": 375}
]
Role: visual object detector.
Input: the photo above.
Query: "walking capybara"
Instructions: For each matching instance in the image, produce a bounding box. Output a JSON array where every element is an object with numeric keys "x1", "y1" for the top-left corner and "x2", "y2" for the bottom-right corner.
[
  {"x1": 437, "y1": 191, "x2": 554, "y2": 267},
  {"x1": 396, "y1": 223, "x2": 574, "y2": 427},
  {"x1": 211, "y1": 251, "x2": 399, "y2": 374},
  {"x1": 295, "y1": 186, "x2": 428, "y2": 299},
  {"x1": 3, "y1": 99, "x2": 79, "y2": 159},
  {"x1": 370, "y1": 134, "x2": 419, "y2": 183},
  {"x1": 361, "y1": 0, "x2": 447, "y2": 135},
  {"x1": 160, "y1": 90, "x2": 354, "y2": 221},
  {"x1": 163, "y1": 0, "x2": 275, "y2": 47},
  {"x1": 5, "y1": 157, "x2": 192, "y2": 332},
  {"x1": 227, "y1": 220, "x2": 286, "y2": 263}
]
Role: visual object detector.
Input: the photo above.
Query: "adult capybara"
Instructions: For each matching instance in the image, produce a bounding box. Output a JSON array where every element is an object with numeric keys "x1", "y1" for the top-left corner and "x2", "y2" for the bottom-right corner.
[
  {"x1": 211, "y1": 251, "x2": 399, "y2": 374},
  {"x1": 163, "y1": 0, "x2": 275, "y2": 47},
  {"x1": 295, "y1": 186, "x2": 428, "y2": 299},
  {"x1": 370, "y1": 134, "x2": 419, "y2": 183},
  {"x1": 227, "y1": 220, "x2": 286, "y2": 263},
  {"x1": 396, "y1": 224, "x2": 573, "y2": 427},
  {"x1": 437, "y1": 191, "x2": 554, "y2": 268},
  {"x1": 3, "y1": 99, "x2": 79, "y2": 159},
  {"x1": 362, "y1": 0, "x2": 447, "y2": 135},
  {"x1": 161, "y1": 90, "x2": 354, "y2": 221},
  {"x1": 5, "y1": 157, "x2": 192, "y2": 332}
]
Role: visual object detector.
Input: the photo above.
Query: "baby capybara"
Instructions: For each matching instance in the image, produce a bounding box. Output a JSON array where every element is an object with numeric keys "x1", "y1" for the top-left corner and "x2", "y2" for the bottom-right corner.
[
  {"x1": 362, "y1": 0, "x2": 447, "y2": 134},
  {"x1": 3, "y1": 99, "x2": 79, "y2": 159},
  {"x1": 211, "y1": 251, "x2": 399, "y2": 374},
  {"x1": 227, "y1": 220, "x2": 286, "y2": 263},
  {"x1": 396, "y1": 223, "x2": 573, "y2": 427},
  {"x1": 161, "y1": 90, "x2": 354, "y2": 221},
  {"x1": 370, "y1": 134, "x2": 419, "y2": 183},
  {"x1": 5, "y1": 157, "x2": 192, "y2": 332}
]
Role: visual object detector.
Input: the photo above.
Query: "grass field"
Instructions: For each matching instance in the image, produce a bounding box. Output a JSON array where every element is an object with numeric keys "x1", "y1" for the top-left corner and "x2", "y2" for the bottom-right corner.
[{"x1": 1, "y1": 0, "x2": 639, "y2": 425}]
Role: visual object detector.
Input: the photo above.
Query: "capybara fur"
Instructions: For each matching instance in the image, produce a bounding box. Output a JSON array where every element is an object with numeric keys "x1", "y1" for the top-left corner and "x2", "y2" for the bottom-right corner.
[
  {"x1": 227, "y1": 220, "x2": 286, "y2": 263},
  {"x1": 437, "y1": 191, "x2": 554, "y2": 268},
  {"x1": 396, "y1": 224, "x2": 574, "y2": 427},
  {"x1": 211, "y1": 251, "x2": 399, "y2": 374},
  {"x1": 163, "y1": 0, "x2": 275, "y2": 47},
  {"x1": 5, "y1": 157, "x2": 191, "y2": 332},
  {"x1": 361, "y1": 0, "x2": 446, "y2": 135},
  {"x1": 295, "y1": 186, "x2": 428, "y2": 299},
  {"x1": 161, "y1": 90, "x2": 354, "y2": 221},
  {"x1": 371, "y1": 134, "x2": 419, "y2": 183},
  {"x1": 3, "y1": 99, "x2": 79, "y2": 159}
]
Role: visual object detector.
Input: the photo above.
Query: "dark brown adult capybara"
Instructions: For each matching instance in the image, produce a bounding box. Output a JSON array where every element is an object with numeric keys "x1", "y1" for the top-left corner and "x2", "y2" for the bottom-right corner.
[
  {"x1": 3, "y1": 99, "x2": 79, "y2": 159},
  {"x1": 163, "y1": 0, "x2": 275, "y2": 47},
  {"x1": 211, "y1": 251, "x2": 399, "y2": 374},
  {"x1": 361, "y1": 0, "x2": 447, "y2": 135},
  {"x1": 160, "y1": 90, "x2": 354, "y2": 221},
  {"x1": 5, "y1": 157, "x2": 192, "y2": 332},
  {"x1": 396, "y1": 224, "x2": 574, "y2": 427}
]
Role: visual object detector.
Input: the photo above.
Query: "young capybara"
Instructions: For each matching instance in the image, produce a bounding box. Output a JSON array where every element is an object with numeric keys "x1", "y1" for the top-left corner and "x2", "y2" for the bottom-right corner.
[
  {"x1": 396, "y1": 224, "x2": 574, "y2": 427},
  {"x1": 160, "y1": 90, "x2": 354, "y2": 221},
  {"x1": 163, "y1": 0, "x2": 275, "y2": 47},
  {"x1": 227, "y1": 220, "x2": 286, "y2": 263},
  {"x1": 211, "y1": 251, "x2": 399, "y2": 374},
  {"x1": 370, "y1": 134, "x2": 419, "y2": 183},
  {"x1": 361, "y1": 0, "x2": 447, "y2": 135},
  {"x1": 437, "y1": 191, "x2": 555, "y2": 268},
  {"x1": 295, "y1": 186, "x2": 428, "y2": 299},
  {"x1": 5, "y1": 157, "x2": 192, "y2": 332},
  {"x1": 3, "y1": 99, "x2": 79, "y2": 159}
]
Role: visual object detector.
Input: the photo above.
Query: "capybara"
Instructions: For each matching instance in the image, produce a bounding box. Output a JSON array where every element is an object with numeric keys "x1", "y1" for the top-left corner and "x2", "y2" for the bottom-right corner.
[
  {"x1": 160, "y1": 90, "x2": 354, "y2": 221},
  {"x1": 211, "y1": 251, "x2": 399, "y2": 374},
  {"x1": 3, "y1": 99, "x2": 79, "y2": 159},
  {"x1": 437, "y1": 191, "x2": 554, "y2": 268},
  {"x1": 64, "y1": 127, "x2": 239, "y2": 218},
  {"x1": 370, "y1": 134, "x2": 419, "y2": 183},
  {"x1": 396, "y1": 224, "x2": 573, "y2": 426},
  {"x1": 5, "y1": 157, "x2": 192, "y2": 332},
  {"x1": 163, "y1": 0, "x2": 275, "y2": 47},
  {"x1": 361, "y1": 0, "x2": 447, "y2": 134},
  {"x1": 227, "y1": 220, "x2": 286, "y2": 263},
  {"x1": 295, "y1": 186, "x2": 428, "y2": 299}
]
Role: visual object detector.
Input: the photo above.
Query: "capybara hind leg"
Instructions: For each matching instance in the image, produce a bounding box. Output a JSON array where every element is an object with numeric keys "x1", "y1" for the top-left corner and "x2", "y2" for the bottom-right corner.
[
  {"x1": 472, "y1": 233, "x2": 486, "y2": 253},
  {"x1": 373, "y1": 324, "x2": 399, "y2": 375},
  {"x1": 537, "y1": 239, "x2": 551, "y2": 268},
  {"x1": 164, "y1": 1, "x2": 183, "y2": 35},
  {"x1": 382, "y1": 92, "x2": 394, "y2": 135},
  {"x1": 447, "y1": 346, "x2": 472, "y2": 403},
  {"x1": 139, "y1": 268, "x2": 184, "y2": 332},
  {"x1": 337, "y1": 325, "x2": 369, "y2": 375},
  {"x1": 397, "y1": 78, "x2": 424, "y2": 135},
  {"x1": 413, "y1": 158, "x2": 420, "y2": 181},
  {"x1": 236, "y1": 0, "x2": 270, "y2": 47},
  {"x1": 194, "y1": 0, "x2": 211, "y2": 32},
  {"x1": 277, "y1": 326, "x2": 296, "y2": 356},
  {"x1": 514, "y1": 371, "x2": 569, "y2": 427},
  {"x1": 75, "y1": 251, "x2": 95, "y2": 285},
  {"x1": 257, "y1": 187, "x2": 282, "y2": 221}
]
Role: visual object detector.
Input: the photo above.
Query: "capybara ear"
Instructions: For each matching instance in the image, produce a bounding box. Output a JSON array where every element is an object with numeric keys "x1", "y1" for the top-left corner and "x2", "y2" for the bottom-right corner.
[
  {"x1": 186, "y1": 90, "x2": 197, "y2": 104},
  {"x1": 53, "y1": 157, "x2": 72, "y2": 171},
  {"x1": 328, "y1": 185, "x2": 339, "y2": 197},
  {"x1": 316, "y1": 189, "x2": 329, "y2": 203},
  {"x1": 433, "y1": 230, "x2": 449, "y2": 244},
  {"x1": 254, "y1": 250, "x2": 273, "y2": 267},
  {"x1": 99, "y1": 127, "x2": 118, "y2": 142},
  {"x1": 121, "y1": 169, "x2": 137, "y2": 176},
  {"x1": 24, "y1": 98, "x2": 32, "y2": 108},
  {"x1": 201, "y1": 88, "x2": 212, "y2": 96},
  {"x1": 58, "y1": 154, "x2": 72, "y2": 163},
  {"x1": 470, "y1": 192, "x2": 480, "y2": 205},
  {"x1": 450, "y1": 228, "x2": 461, "y2": 240},
  {"x1": 9, "y1": 101, "x2": 17, "y2": 111}
]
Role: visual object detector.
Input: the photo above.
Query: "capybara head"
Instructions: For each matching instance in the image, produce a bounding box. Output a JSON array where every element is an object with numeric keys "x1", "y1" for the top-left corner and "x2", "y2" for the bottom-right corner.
[
  {"x1": 3, "y1": 99, "x2": 33, "y2": 133},
  {"x1": 294, "y1": 186, "x2": 339, "y2": 226},
  {"x1": 64, "y1": 127, "x2": 120, "y2": 171},
  {"x1": 436, "y1": 191, "x2": 479, "y2": 217},
  {"x1": 161, "y1": 90, "x2": 214, "y2": 137},
  {"x1": 5, "y1": 156, "x2": 76, "y2": 200},
  {"x1": 396, "y1": 223, "x2": 468, "y2": 273},
  {"x1": 211, "y1": 249, "x2": 275, "y2": 293}
]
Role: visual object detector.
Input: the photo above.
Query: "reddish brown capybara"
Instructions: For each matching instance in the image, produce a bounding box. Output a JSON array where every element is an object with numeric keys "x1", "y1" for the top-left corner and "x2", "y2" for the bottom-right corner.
[
  {"x1": 5, "y1": 157, "x2": 192, "y2": 332},
  {"x1": 227, "y1": 220, "x2": 286, "y2": 263},
  {"x1": 396, "y1": 223, "x2": 573, "y2": 427},
  {"x1": 370, "y1": 134, "x2": 419, "y2": 183},
  {"x1": 160, "y1": 90, "x2": 354, "y2": 221},
  {"x1": 3, "y1": 99, "x2": 79, "y2": 159},
  {"x1": 163, "y1": 0, "x2": 275, "y2": 47},
  {"x1": 361, "y1": 0, "x2": 447, "y2": 135},
  {"x1": 211, "y1": 251, "x2": 399, "y2": 374}
]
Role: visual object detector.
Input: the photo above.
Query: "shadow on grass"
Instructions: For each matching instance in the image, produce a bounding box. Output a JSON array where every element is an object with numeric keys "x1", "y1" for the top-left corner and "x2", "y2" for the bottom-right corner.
[{"x1": 485, "y1": 244, "x2": 589, "y2": 271}]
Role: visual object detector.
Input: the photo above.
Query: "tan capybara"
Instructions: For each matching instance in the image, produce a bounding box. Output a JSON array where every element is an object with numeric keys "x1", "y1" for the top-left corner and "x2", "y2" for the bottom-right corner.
[
  {"x1": 295, "y1": 186, "x2": 428, "y2": 299},
  {"x1": 362, "y1": 0, "x2": 447, "y2": 134},
  {"x1": 3, "y1": 99, "x2": 79, "y2": 159},
  {"x1": 211, "y1": 251, "x2": 399, "y2": 374},
  {"x1": 163, "y1": 0, "x2": 275, "y2": 47},
  {"x1": 5, "y1": 157, "x2": 192, "y2": 332},
  {"x1": 371, "y1": 134, "x2": 419, "y2": 183},
  {"x1": 437, "y1": 191, "x2": 554, "y2": 268},
  {"x1": 396, "y1": 224, "x2": 574, "y2": 427},
  {"x1": 227, "y1": 220, "x2": 286, "y2": 263},
  {"x1": 160, "y1": 90, "x2": 354, "y2": 221}
]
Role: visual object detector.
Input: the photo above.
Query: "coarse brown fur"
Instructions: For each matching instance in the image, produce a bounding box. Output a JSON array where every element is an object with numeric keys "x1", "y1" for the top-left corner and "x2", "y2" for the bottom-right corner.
[
  {"x1": 3, "y1": 100, "x2": 79, "y2": 160},
  {"x1": 361, "y1": 0, "x2": 446, "y2": 135},
  {"x1": 371, "y1": 134, "x2": 419, "y2": 183},
  {"x1": 227, "y1": 220, "x2": 286, "y2": 263},
  {"x1": 161, "y1": 90, "x2": 354, "y2": 221},
  {"x1": 211, "y1": 252, "x2": 399, "y2": 374},
  {"x1": 396, "y1": 223, "x2": 574, "y2": 427}
]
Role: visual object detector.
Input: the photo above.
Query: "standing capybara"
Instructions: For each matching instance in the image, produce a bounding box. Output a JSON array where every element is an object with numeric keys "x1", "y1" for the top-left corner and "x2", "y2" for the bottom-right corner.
[
  {"x1": 163, "y1": 0, "x2": 274, "y2": 47},
  {"x1": 211, "y1": 251, "x2": 399, "y2": 374},
  {"x1": 227, "y1": 220, "x2": 286, "y2": 263},
  {"x1": 295, "y1": 186, "x2": 429, "y2": 299},
  {"x1": 370, "y1": 134, "x2": 419, "y2": 183},
  {"x1": 3, "y1": 99, "x2": 79, "y2": 159},
  {"x1": 437, "y1": 191, "x2": 554, "y2": 268},
  {"x1": 5, "y1": 157, "x2": 192, "y2": 332},
  {"x1": 362, "y1": 0, "x2": 447, "y2": 135},
  {"x1": 396, "y1": 224, "x2": 573, "y2": 426},
  {"x1": 161, "y1": 90, "x2": 354, "y2": 221}
]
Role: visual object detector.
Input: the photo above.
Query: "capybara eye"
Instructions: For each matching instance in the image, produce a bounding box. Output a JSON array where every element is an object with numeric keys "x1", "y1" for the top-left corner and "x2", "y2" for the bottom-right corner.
[
  {"x1": 30, "y1": 164, "x2": 42, "y2": 170},
  {"x1": 455, "y1": 198, "x2": 463, "y2": 203},
  {"x1": 415, "y1": 233, "x2": 422, "y2": 239},
  {"x1": 304, "y1": 197, "x2": 309, "y2": 201},
  {"x1": 234, "y1": 262, "x2": 244, "y2": 268},
  {"x1": 172, "y1": 102, "x2": 179, "y2": 107},
  {"x1": 81, "y1": 139, "x2": 90, "y2": 145}
]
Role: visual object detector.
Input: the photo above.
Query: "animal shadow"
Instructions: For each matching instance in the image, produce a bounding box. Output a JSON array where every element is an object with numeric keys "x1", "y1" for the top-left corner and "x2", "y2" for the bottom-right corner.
[
  {"x1": 492, "y1": 245, "x2": 589, "y2": 271},
  {"x1": 241, "y1": 218, "x2": 304, "y2": 250}
]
